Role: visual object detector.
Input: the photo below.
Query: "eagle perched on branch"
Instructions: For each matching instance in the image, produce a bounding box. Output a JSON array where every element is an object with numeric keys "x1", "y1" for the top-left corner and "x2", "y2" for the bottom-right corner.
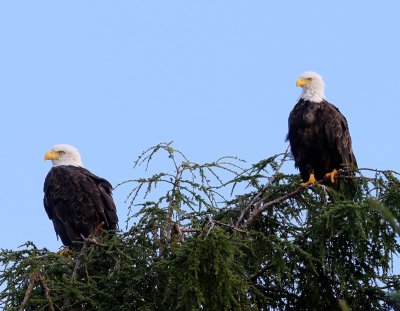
[
  {"x1": 287, "y1": 72, "x2": 357, "y2": 191},
  {"x1": 44, "y1": 144, "x2": 118, "y2": 250}
]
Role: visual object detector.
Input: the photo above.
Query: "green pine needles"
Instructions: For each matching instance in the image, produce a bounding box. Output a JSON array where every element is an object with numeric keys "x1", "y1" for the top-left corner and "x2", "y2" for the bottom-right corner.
[{"x1": 1, "y1": 142, "x2": 400, "y2": 310}]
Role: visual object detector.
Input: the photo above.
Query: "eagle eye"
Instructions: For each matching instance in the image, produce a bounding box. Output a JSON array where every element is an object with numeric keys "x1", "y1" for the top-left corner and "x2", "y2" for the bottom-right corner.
[
  {"x1": 58, "y1": 151, "x2": 65, "y2": 155},
  {"x1": 307, "y1": 77, "x2": 312, "y2": 81}
]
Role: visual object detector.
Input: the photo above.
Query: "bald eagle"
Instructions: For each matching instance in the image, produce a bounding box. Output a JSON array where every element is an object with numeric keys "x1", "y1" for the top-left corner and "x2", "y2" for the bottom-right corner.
[
  {"x1": 44, "y1": 144, "x2": 118, "y2": 250},
  {"x1": 287, "y1": 72, "x2": 357, "y2": 189}
]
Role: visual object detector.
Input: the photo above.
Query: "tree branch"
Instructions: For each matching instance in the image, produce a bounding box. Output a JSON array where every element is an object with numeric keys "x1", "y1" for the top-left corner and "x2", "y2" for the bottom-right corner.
[
  {"x1": 213, "y1": 219, "x2": 248, "y2": 234},
  {"x1": 19, "y1": 272, "x2": 38, "y2": 311},
  {"x1": 241, "y1": 186, "x2": 305, "y2": 229},
  {"x1": 38, "y1": 274, "x2": 55, "y2": 311},
  {"x1": 72, "y1": 221, "x2": 106, "y2": 279},
  {"x1": 19, "y1": 271, "x2": 55, "y2": 311},
  {"x1": 235, "y1": 148, "x2": 289, "y2": 228},
  {"x1": 249, "y1": 263, "x2": 272, "y2": 281}
]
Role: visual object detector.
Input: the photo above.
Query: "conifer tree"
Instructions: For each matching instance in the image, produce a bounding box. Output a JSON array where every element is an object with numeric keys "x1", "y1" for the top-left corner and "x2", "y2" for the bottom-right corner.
[{"x1": 1, "y1": 142, "x2": 400, "y2": 310}]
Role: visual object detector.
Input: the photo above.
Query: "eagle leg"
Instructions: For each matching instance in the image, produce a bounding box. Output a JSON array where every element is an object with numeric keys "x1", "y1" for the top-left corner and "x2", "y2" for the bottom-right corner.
[
  {"x1": 301, "y1": 173, "x2": 318, "y2": 187},
  {"x1": 325, "y1": 169, "x2": 338, "y2": 183}
]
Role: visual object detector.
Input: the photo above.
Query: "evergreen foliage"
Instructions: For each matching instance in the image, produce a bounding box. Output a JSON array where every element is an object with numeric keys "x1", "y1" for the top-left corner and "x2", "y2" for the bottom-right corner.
[{"x1": 1, "y1": 142, "x2": 400, "y2": 310}]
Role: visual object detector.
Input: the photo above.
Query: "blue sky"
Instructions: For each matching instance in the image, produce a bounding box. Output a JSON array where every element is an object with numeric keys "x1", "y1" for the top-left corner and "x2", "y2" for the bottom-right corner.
[{"x1": 1, "y1": 1, "x2": 400, "y2": 252}]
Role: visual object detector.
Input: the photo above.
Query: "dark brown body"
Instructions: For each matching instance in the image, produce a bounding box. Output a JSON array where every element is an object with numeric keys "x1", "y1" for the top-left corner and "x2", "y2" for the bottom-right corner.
[
  {"x1": 287, "y1": 99, "x2": 357, "y2": 182},
  {"x1": 44, "y1": 165, "x2": 118, "y2": 250}
]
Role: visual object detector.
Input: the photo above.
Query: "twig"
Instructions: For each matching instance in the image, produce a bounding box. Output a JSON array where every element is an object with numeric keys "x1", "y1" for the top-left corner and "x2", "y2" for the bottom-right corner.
[
  {"x1": 72, "y1": 222, "x2": 105, "y2": 279},
  {"x1": 115, "y1": 246, "x2": 135, "y2": 261},
  {"x1": 249, "y1": 263, "x2": 272, "y2": 281},
  {"x1": 179, "y1": 228, "x2": 200, "y2": 233},
  {"x1": 202, "y1": 215, "x2": 215, "y2": 238},
  {"x1": 63, "y1": 222, "x2": 107, "y2": 309},
  {"x1": 213, "y1": 219, "x2": 248, "y2": 234},
  {"x1": 242, "y1": 186, "x2": 305, "y2": 229},
  {"x1": 235, "y1": 148, "x2": 289, "y2": 228},
  {"x1": 358, "y1": 168, "x2": 400, "y2": 176},
  {"x1": 80, "y1": 236, "x2": 106, "y2": 247}
]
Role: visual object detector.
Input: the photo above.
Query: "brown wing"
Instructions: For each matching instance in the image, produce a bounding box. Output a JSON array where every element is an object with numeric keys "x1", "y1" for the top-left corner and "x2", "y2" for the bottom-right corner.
[
  {"x1": 43, "y1": 166, "x2": 118, "y2": 249},
  {"x1": 287, "y1": 100, "x2": 305, "y2": 166},
  {"x1": 287, "y1": 99, "x2": 357, "y2": 182},
  {"x1": 322, "y1": 100, "x2": 357, "y2": 169}
]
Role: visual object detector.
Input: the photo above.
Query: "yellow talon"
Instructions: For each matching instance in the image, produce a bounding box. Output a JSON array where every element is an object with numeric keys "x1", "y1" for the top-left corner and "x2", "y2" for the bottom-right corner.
[
  {"x1": 56, "y1": 247, "x2": 74, "y2": 258},
  {"x1": 325, "y1": 169, "x2": 338, "y2": 183},
  {"x1": 301, "y1": 173, "x2": 317, "y2": 187}
]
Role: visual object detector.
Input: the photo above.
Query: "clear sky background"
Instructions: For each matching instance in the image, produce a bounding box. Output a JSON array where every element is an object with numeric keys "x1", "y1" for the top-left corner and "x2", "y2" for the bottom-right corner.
[{"x1": 0, "y1": 1, "x2": 399, "y2": 252}]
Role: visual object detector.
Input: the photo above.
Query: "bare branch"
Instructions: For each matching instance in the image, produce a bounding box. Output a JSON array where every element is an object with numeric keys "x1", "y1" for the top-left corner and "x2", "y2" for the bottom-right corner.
[
  {"x1": 72, "y1": 222, "x2": 105, "y2": 279},
  {"x1": 242, "y1": 186, "x2": 305, "y2": 229},
  {"x1": 213, "y1": 219, "x2": 248, "y2": 234},
  {"x1": 179, "y1": 228, "x2": 200, "y2": 233},
  {"x1": 235, "y1": 148, "x2": 290, "y2": 228},
  {"x1": 19, "y1": 272, "x2": 38, "y2": 311},
  {"x1": 38, "y1": 274, "x2": 55, "y2": 311},
  {"x1": 19, "y1": 272, "x2": 55, "y2": 311},
  {"x1": 358, "y1": 168, "x2": 400, "y2": 176},
  {"x1": 249, "y1": 263, "x2": 272, "y2": 281}
]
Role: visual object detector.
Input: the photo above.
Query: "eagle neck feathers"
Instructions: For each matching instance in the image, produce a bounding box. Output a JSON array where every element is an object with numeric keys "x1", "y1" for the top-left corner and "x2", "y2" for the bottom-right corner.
[{"x1": 300, "y1": 88, "x2": 324, "y2": 103}]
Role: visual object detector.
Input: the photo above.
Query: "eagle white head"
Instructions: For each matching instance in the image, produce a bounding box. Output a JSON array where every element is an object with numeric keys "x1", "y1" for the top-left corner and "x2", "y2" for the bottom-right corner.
[
  {"x1": 44, "y1": 144, "x2": 83, "y2": 167},
  {"x1": 296, "y1": 71, "x2": 325, "y2": 103}
]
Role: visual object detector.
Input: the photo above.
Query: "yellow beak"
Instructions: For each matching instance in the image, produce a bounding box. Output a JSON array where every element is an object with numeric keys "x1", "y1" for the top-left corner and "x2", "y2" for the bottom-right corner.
[
  {"x1": 44, "y1": 150, "x2": 60, "y2": 161},
  {"x1": 296, "y1": 77, "x2": 308, "y2": 87}
]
